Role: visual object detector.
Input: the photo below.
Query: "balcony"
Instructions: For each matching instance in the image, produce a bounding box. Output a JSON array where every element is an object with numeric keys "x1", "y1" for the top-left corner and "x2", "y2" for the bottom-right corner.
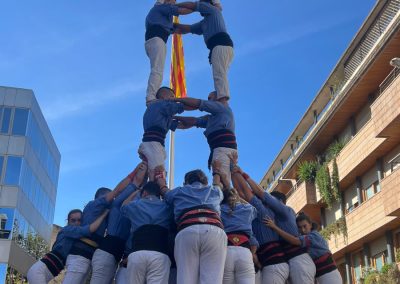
[
  {"x1": 371, "y1": 68, "x2": 400, "y2": 138},
  {"x1": 286, "y1": 182, "x2": 318, "y2": 214},
  {"x1": 382, "y1": 169, "x2": 400, "y2": 216},
  {"x1": 327, "y1": 190, "x2": 397, "y2": 256},
  {"x1": 334, "y1": 119, "x2": 386, "y2": 188}
]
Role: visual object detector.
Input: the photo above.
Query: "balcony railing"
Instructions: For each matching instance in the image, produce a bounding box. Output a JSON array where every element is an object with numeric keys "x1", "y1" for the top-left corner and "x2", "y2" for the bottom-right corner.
[{"x1": 379, "y1": 67, "x2": 400, "y2": 94}]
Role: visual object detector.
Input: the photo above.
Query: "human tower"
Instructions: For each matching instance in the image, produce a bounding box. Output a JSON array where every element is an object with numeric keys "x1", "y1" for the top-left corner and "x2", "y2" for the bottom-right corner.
[{"x1": 27, "y1": 1, "x2": 343, "y2": 284}]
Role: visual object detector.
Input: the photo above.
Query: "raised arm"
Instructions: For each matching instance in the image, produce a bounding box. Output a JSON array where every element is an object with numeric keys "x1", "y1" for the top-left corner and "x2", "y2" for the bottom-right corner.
[
  {"x1": 264, "y1": 218, "x2": 301, "y2": 246},
  {"x1": 89, "y1": 209, "x2": 110, "y2": 233},
  {"x1": 173, "y1": 23, "x2": 192, "y2": 34},
  {"x1": 177, "y1": 7, "x2": 194, "y2": 15},
  {"x1": 176, "y1": 2, "x2": 196, "y2": 10},
  {"x1": 173, "y1": 97, "x2": 202, "y2": 109},
  {"x1": 122, "y1": 190, "x2": 140, "y2": 207},
  {"x1": 105, "y1": 162, "x2": 148, "y2": 202},
  {"x1": 174, "y1": 116, "x2": 198, "y2": 130},
  {"x1": 231, "y1": 169, "x2": 255, "y2": 203}
]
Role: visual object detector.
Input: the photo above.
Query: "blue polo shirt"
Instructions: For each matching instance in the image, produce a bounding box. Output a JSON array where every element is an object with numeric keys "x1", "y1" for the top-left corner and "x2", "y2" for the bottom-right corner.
[
  {"x1": 52, "y1": 225, "x2": 91, "y2": 260},
  {"x1": 143, "y1": 100, "x2": 184, "y2": 133},
  {"x1": 299, "y1": 231, "x2": 331, "y2": 259},
  {"x1": 165, "y1": 182, "x2": 223, "y2": 221},
  {"x1": 196, "y1": 100, "x2": 235, "y2": 137},
  {"x1": 146, "y1": 4, "x2": 180, "y2": 35}
]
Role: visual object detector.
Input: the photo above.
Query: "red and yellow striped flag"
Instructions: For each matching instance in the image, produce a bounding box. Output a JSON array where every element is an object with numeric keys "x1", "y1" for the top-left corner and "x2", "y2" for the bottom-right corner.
[{"x1": 170, "y1": 17, "x2": 187, "y2": 98}]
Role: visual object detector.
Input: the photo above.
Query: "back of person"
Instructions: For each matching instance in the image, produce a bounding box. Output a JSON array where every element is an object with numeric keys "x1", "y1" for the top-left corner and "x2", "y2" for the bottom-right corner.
[
  {"x1": 220, "y1": 198, "x2": 256, "y2": 284},
  {"x1": 122, "y1": 182, "x2": 173, "y2": 284}
]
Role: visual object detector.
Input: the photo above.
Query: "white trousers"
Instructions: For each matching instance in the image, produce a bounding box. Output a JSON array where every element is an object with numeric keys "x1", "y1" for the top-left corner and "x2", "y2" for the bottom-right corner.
[
  {"x1": 27, "y1": 260, "x2": 54, "y2": 284},
  {"x1": 90, "y1": 249, "x2": 117, "y2": 284},
  {"x1": 223, "y1": 246, "x2": 254, "y2": 284},
  {"x1": 255, "y1": 271, "x2": 262, "y2": 284},
  {"x1": 145, "y1": 37, "x2": 167, "y2": 104},
  {"x1": 316, "y1": 269, "x2": 343, "y2": 284},
  {"x1": 212, "y1": 147, "x2": 238, "y2": 182},
  {"x1": 128, "y1": 250, "x2": 171, "y2": 284},
  {"x1": 261, "y1": 263, "x2": 289, "y2": 284},
  {"x1": 288, "y1": 254, "x2": 316, "y2": 284},
  {"x1": 115, "y1": 267, "x2": 128, "y2": 284},
  {"x1": 62, "y1": 254, "x2": 91, "y2": 284},
  {"x1": 211, "y1": 45, "x2": 234, "y2": 100},
  {"x1": 175, "y1": 224, "x2": 227, "y2": 284},
  {"x1": 138, "y1": 141, "x2": 166, "y2": 179}
]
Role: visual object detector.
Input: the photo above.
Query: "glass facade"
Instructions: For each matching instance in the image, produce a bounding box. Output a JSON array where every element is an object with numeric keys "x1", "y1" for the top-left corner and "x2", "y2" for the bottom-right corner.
[
  {"x1": 0, "y1": 208, "x2": 14, "y2": 240},
  {"x1": 0, "y1": 107, "x2": 59, "y2": 186},
  {"x1": 0, "y1": 89, "x2": 60, "y2": 283},
  {"x1": 2, "y1": 156, "x2": 54, "y2": 225}
]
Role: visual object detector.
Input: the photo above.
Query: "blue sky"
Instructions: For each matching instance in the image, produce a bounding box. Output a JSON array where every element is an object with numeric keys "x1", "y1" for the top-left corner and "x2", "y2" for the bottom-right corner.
[{"x1": 0, "y1": 0, "x2": 376, "y2": 226}]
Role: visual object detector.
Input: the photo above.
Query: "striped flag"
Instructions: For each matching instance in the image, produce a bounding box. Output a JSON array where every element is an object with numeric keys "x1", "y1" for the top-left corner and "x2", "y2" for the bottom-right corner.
[
  {"x1": 169, "y1": 16, "x2": 187, "y2": 98},
  {"x1": 168, "y1": 16, "x2": 186, "y2": 188}
]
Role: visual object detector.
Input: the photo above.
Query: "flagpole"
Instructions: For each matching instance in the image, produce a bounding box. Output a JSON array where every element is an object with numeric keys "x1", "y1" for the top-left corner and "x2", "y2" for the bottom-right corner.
[
  {"x1": 168, "y1": 131, "x2": 175, "y2": 188},
  {"x1": 168, "y1": 16, "x2": 186, "y2": 189}
]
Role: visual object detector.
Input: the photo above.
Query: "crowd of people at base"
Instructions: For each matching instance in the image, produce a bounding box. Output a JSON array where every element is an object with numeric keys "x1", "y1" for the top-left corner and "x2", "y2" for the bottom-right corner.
[
  {"x1": 26, "y1": 0, "x2": 345, "y2": 283},
  {"x1": 27, "y1": 159, "x2": 343, "y2": 284}
]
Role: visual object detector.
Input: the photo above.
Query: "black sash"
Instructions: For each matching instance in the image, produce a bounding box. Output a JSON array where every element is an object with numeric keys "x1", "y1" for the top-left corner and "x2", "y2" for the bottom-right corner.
[
  {"x1": 206, "y1": 32, "x2": 233, "y2": 63},
  {"x1": 206, "y1": 129, "x2": 237, "y2": 169},
  {"x1": 177, "y1": 205, "x2": 223, "y2": 232},
  {"x1": 257, "y1": 241, "x2": 286, "y2": 267},
  {"x1": 99, "y1": 235, "x2": 126, "y2": 262},
  {"x1": 132, "y1": 225, "x2": 169, "y2": 255},
  {"x1": 142, "y1": 126, "x2": 167, "y2": 146},
  {"x1": 227, "y1": 231, "x2": 251, "y2": 249},
  {"x1": 315, "y1": 252, "x2": 337, "y2": 277},
  {"x1": 145, "y1": 25, "x2": 170, "y2": 43},
  {"x1": 282, "y1": 242, "x2": 308, "y2": 261},
  {"x1": 69, "y1": 239, "x2": 98, "y2": 260},
  {"x1": 41, "y1": 250, "x2": 65, "y2": 277}
]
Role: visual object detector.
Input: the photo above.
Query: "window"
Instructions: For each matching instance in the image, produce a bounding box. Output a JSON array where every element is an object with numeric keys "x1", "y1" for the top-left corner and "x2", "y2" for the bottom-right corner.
[
  {"x1": 11, "y1": 108, "x2": 29, "y2": 136},
  {"x1": 372, "y1": 251, "x2": 387, "y2": 271},
  {"x1": 0, "y1": 263, "x2": 7, "y2": 284},
  {"x1": 352, "y1": 252, "x2": 364, "y2": 283},
  {"x1": 0, "y1": 108, "x2": 12, "y2": 134},
  {"x1": 4, "y1": 156, "x2": 22, "y2": 185},
  {"x1": 0, "y1": 208, "x2": 15, "y2": 240},
  {"x1": 0, "y1": 156, "x2": 4, "y2": 181},
  {"x1": 365, "y1": 181, "x2": 381, "y2": 200}
]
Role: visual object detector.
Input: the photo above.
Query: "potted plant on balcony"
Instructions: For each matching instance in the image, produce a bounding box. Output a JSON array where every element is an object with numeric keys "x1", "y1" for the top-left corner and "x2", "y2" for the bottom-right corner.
[{"x1": 297, "y1": 160, "x2": 318, "y2": 183}]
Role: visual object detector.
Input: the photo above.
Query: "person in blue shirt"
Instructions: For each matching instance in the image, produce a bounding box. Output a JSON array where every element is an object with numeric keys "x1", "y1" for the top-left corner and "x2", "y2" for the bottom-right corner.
[
  {"x1": 63, "y1": 162, "x2": 147, "y2": 284},
  {"x1": 172, "y1": 92, "x2": 237, "y2": 184},
  {"x1": 27, "y1": 209, "x2": 109, "y2": 284},
  {"x1": 89, "y1": 162, "x2": 148, "y2": 284},
  {"x1": 157, "y1": 161, "x2": 229, "y2": 284},
  {"x1": 265, "y1": 213, "x2": 343, "y2": 284},
  {"x1": 174, "y1": 0, "x2": 234, "y2": 100},
  {"x1": 121, "y1": 181, "x2": 173, "y2": 284},
  {"x1": 220, "y1": 188, "x2": 258, "y2": 284},
  {"x1": 239, "y1": 174, "x2": 316, "y2": 284},
  {"x1": 139, "y1": 86, "x2": 186, "y2": 181},
  {"x1": 145, "y1": 1, "x2": 193, "y2": 105},
  {"x1": 231, "y1": 165, "x2": 290, "y2": 284}
]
